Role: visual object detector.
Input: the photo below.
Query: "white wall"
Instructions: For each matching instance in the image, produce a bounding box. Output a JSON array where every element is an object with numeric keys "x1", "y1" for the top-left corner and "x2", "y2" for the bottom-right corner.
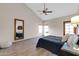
[
  {"x1": 0, "y1": 3, "x2": 42, "y2": 43},
  {"x1": 45, "y1": 16, "x2": 72, "y2": 37}
]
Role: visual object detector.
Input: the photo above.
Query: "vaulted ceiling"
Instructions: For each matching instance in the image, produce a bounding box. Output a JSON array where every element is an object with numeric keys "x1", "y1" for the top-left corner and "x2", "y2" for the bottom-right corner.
[{"x1": 26, "y1": 3, "x2": 79, "y2": 20}]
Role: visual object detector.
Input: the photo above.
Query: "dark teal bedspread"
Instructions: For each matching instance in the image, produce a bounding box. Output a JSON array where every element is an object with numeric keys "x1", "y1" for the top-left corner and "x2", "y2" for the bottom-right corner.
[{"x1": 36, "y1": 35, "x2": 64, "y2": 55}]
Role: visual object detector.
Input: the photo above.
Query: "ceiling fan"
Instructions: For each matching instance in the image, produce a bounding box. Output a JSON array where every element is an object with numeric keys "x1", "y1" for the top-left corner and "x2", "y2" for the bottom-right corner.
[{"x1": 38, "y1": 3, "x2": 52, "y2": 15}]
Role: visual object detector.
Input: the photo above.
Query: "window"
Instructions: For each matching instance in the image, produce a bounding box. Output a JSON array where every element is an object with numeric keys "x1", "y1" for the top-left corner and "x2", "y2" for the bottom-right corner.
[
  {"x1": 38, "y1": 25, "x2": 49, "y2": 36},
  {"x1": 63, "y1": 21, "x2": 76, "y2": 35},
  {"x1": 38, "y1": 25, "x2": 43, "y2": 34},
  {"x1": 44, "y1": 25, "x2": 49, "y2": 36}
]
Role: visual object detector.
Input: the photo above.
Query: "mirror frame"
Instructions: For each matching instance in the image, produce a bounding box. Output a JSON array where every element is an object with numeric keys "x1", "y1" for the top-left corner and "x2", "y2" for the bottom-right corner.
[{"x1": 14, "y1": 18, "x2": 24, "y2": 41}]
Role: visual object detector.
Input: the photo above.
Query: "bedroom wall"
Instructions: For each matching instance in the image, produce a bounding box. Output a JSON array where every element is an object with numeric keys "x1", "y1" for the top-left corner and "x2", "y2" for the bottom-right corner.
[
  {"x1": 0, "y1": 3, "x2": 42, "y2": 43},
  {"x1": 45, "y1": 15, "x2": 78, "y2": 37}
]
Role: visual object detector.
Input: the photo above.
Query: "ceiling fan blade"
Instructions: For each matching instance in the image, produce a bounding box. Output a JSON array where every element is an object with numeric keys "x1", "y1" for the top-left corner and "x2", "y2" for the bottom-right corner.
[{"x1": 46, "y1": 11, "x2": 52, "y2": 13}]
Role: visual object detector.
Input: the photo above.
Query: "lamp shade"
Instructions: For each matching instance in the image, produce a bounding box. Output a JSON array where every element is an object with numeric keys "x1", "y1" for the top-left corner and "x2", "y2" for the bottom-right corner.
[
  {"x1": 71, "y1": 15, "x2": 79, "y2": 24},
  {"x1": 72, "y1": 24, "x2": 77, "y2": 27}
]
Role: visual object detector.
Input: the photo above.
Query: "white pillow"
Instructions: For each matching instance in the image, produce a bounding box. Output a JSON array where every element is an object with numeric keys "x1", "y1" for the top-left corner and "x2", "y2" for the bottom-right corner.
[
  {"x1": 72, "y1": 34, "x2": 78, "y2": 44},
  {"x1": 67, "y1": 34, "x2": 78, "y2": 47},
  {"x1": 62, "y1": 34, "x2": 70, "y2": 42}
]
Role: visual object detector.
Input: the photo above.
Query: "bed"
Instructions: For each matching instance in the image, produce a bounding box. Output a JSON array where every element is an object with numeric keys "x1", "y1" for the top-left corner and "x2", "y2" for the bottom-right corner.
[{"x1": 36, "y1": 35, "x2": 65, "y2": 55}]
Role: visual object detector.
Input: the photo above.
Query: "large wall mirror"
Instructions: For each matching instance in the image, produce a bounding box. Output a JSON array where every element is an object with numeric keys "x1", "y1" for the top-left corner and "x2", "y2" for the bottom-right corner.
[{"x1": 14, "y1": 19, "x2": 24, "y2": 40}]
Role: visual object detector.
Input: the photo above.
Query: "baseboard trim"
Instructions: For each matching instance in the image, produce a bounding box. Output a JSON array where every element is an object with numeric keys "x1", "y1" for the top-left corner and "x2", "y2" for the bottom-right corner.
[{"x1": 13, "y1": 36, "x2": 40, "y2": 43}]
